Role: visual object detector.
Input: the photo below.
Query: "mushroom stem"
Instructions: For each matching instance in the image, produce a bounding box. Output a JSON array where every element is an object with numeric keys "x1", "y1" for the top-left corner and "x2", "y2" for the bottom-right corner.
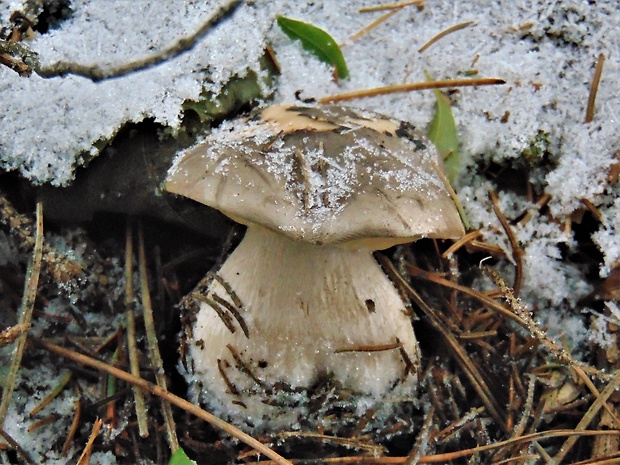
[{"x1": 189, "y1": 226, "x2": 420, "y2": 425}]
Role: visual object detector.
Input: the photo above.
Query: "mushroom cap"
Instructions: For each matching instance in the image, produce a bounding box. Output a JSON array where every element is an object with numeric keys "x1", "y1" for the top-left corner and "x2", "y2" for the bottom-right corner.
[{"x1": 165, "y1": 104, "x2": 464, "y2": 248}]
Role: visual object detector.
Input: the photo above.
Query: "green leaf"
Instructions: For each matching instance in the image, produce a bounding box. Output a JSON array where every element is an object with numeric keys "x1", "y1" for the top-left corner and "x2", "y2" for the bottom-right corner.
[
  {"x1": 425, "y1": 72, "x2": 468, "y2": 229},
  {"x1": 427, "y1": 88, "x2": 459, "y2": 183},
  {"x1": 169, "y1": 448, "x2": 197, "y2": 465},
  {"x1": 276, "y1": 15, "x2": 349, "y2": 79}
]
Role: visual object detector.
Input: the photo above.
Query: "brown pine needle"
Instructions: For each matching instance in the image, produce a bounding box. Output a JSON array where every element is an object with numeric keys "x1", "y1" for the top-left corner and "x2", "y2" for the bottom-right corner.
[
  {"x1": 516, "y1": 192, "x2": 551, "y2": 227},
  {"x1": 435, "y1": 407, "x2": 484, "y2": 443},
  {"x1": 125, "y1": 308, "x2": 149, "y2": 437},
  {"x1": 319, "y1": 77, "x2": 505, "y2": 103},
  {"x1": 553, "y1": 367, "x2": 620, "y2": 464},
  {"x1": 276, "y1": 432, "x2": 386, "y2": 456},
  {"x1": 124, "y1": 221, "x2": 149, "y2": 438},
  {"x1": 137, "y1": 223, "x2": 179, "y2": 452},
  {"x1": 334, "y1": 342, "x2": 400, "y2": 353},
  {"x1": 403, "y1": 406, "x2": 435, "y2": 465},
  {"x1": 0, "y1": 202, "x2": 43, "y2": 427},
  {"x1": 62, "y1": 397, "x2": 82, "y2": 456},
  {"x1": 489, "y1": 190, "x2": 524, "y2": 297},
  {"x1": 432, "y1": 160, "x2": 470, "y2": 230},
  {"x1": 585, "y1": 53, "x2": 605, "y2": 123},
  {"x1": 39, "y1": 340, "x2": 294, "y2": 465},
  {"x1": 458, "y1": 330, "x2": 497, "y2": 339},
  {"x1": 0, "y1": 427, "x2": 37, "y2": 464},
  {"x1": 359, "y1": 0, "x2": 424, "y2": 13},
  {"x1": 569, "y1": 452, "x2": 620, "y2": 465},
  {"x1": 465, "y1": 239, "x2": 508, "y2": 257},
  {"x1": 76, "y1": 418, "x2": 102, "y2": 465},
  {"x1": 27, "y1": 414, "x2": 61, "y2": 432},
  {"x1": 246, "y1": 430, "x2": 620, "y2": 464},
  {"x1": 581, "y1": 197, "x2": 605, "y2": 224},
  {"x1": 442, "y1": 230, "x2": 483, "y2": 258},
  {"x1": 418, "y1": 21, "x2": 475, "y2": 53},
  {"x1": 348, "y1": 9, "x2": 400, "y2": 43}
]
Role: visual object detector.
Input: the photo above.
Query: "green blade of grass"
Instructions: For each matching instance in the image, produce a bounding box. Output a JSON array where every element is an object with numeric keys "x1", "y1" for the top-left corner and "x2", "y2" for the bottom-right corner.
[{"x1": 276, "y1": 15, "x2": 349, "y2": 79}]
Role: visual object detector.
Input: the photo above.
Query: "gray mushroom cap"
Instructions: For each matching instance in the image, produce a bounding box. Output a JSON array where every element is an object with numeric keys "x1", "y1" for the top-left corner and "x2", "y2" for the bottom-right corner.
[{"x1": 165, "y1": 104, "x2": 465, "y2": 248}]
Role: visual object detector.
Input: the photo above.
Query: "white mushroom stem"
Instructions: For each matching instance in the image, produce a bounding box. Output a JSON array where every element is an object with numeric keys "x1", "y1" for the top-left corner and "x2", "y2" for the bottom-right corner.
[{"x1": 189, "y1": 226, "x2": 420, "y2": 419}]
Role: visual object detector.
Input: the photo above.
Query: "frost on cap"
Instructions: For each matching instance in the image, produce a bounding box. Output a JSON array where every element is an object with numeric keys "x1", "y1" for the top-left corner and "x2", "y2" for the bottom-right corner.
[{"x1": 165, "y1": 104, "x2": 464, "y2": 248}]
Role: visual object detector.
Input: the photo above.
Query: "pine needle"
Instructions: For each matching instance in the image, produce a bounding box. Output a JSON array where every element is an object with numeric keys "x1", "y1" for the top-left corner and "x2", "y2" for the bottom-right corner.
[
  {"x1": 359, "y1": 0, "x2": 425, "y2": 13},
  {"x1": 319, "y1": 77, "x2": 505, "y2": 103},
  {"x1": 137, "y1": 223, "x2": 179, "y2": 452},
  {"x1": 76, "y1": 418, "x2": 102, "y2": 465},
  {"x1": 0, "y1": 202, "x2": 44, "y2": 426},
  {"x1": 585, "y1": 53, "x2": 605, "y2": 123},
  {"x1": 348, "y1": 9, "x2": 400, "y2": 43},
  {"x1": 418, "y1": 21, "x2": 475, "y2": 53},
  {"x1": 0, "y1": 427, "x2": 37, "y2": 464},
  {"x1": 125, "y1": 221, "x2": 149, "y2": 438},
  {"x1": 39, "y1": 340, "x2": 295, "y2": 465}
]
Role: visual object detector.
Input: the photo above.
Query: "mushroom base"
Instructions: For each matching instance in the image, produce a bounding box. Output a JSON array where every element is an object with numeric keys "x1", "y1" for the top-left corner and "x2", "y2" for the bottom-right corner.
[{"x1": 183, "y1": 226, "x2": 421, "y2": 432}]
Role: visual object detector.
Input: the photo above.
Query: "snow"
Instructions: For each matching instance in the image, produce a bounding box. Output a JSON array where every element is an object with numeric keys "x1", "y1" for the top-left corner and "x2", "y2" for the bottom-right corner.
[
  {"x1": 3, "y1": 1, "x2": 615, "y2": 194},
  {"x1": 1, "y1": 365, "x2": 79, "y2": 464},
  {"x1": 0, "y1": 0, "x2": 619, "y2": 443},
  {"x1": 0, "y1": 0, "x2": 272, "y2": 185}
]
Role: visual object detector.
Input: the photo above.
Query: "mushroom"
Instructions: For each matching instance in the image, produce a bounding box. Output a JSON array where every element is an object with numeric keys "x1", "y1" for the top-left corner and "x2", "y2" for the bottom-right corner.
[{"x1": 165, "y1": 104, "x2": 464, "y2": 431}]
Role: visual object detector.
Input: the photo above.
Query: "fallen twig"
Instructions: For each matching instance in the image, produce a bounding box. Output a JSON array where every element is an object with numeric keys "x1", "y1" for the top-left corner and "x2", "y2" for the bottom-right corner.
[
  {"x1": 34, "y1": 0, "x2": 242, "y2": 81},
  {"x1": 488, "y1": 190, "x2": 524, "y2": 296}
]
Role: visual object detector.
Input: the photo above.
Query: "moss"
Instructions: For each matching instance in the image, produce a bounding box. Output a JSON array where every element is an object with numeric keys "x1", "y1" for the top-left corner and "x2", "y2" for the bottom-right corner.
[
  {"x1": 183, "y1": 55, "x2": 278, "y2": 124},
  {"x1": 521, "y1": 129, "x2": 553, "y2": 165}
]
